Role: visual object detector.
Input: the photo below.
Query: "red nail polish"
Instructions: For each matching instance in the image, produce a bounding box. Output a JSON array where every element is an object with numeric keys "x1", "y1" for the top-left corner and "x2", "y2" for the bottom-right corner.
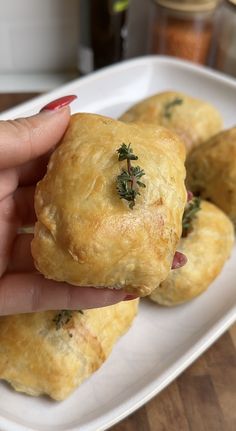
[
  {"x1": 171, "y1": 251, "x2": 187, "y2": 270},
  {"x1": 123, "y1": 294, "x2": 139, "y2": 301},
  {"x1": 187, "y1": 190, "x2": 194, "y2": 202},
  {"x1": 40, "y1": 95, "x2": 77, "y2": 112}
]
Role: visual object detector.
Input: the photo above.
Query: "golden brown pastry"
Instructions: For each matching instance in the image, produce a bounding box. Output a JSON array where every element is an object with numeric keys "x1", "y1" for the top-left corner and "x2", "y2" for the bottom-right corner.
[
  {"x1": 149, "y1": 201, "x2": 234, "y2": 306},
  {"x1": 31, "y1": 113, "x2": 186, "y2": 296},
  {"x1": 119, "y1": 91, "x2": 223, "y2": 153},
  {"x1": 186, "y1": 127, "x2": 236, "y2": 226},
  {"x1": 0, "y1": 299, "x2": 138, "y2": 400}
]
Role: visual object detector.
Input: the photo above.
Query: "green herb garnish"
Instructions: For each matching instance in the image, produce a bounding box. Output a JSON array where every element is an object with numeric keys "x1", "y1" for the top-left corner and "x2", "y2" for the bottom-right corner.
[
  {"x1": 116, "y1": 143, "x2": 146, "y2": 209},
  {"x1": 164, "y1": 98, "x2": 183, "y2": 119},
  {"x1": 182, "y1": 196, "x2": 201, "y2": 238},
  {"x1": 53, "y1": 310, "x2": 84, "y2": 330}
]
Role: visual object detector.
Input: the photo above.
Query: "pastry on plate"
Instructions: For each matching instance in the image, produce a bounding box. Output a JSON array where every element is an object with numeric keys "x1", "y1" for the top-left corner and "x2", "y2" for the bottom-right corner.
[
  {"x1": 0, "y1": 299, "x2": 138, "y2": 400},
  {"x1": 31, "y1": 113, "x2": 186, "y2": 296},
  {"x1": 119, "y1": 91, "x2": 223, "y2": 153},
  {"x1": 186, "y1": 127, "x2": 236, "y2": 226},
  {"x1": 149, "y1": 199, "x2": 234, "y2": 306}
]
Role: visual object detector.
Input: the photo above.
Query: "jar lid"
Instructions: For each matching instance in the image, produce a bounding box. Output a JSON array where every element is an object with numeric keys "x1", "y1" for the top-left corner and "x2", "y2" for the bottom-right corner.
[{"x1": 154, "y1": 0, "x2": 219, "y2": 12}]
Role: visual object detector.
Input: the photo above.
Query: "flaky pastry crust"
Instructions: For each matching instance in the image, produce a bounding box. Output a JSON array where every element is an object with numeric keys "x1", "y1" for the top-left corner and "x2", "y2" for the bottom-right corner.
[
  {"x1": 119, "y1": 91, "x2": 222, "y2": 153},
  {"x1": 186, "y1": 127, "x2": 236, "y2": 226},
  {"x1": 149, "y1": 201, "x2": 234, "y2": 306},
  {"x1": 31, "y1": 113, "x2": 186, "y2": 295},
  {"x1": 0, "y1": 300, "x2": 138, "y2": 400}
]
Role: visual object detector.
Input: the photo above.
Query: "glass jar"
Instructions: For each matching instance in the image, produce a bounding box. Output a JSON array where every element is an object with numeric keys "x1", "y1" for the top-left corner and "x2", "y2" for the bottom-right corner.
[
  {"x1": 213, "y1": 1, "x2": 236, "y2": 77},
  {"x1": 148, "y1": 0, "x2": 220, "y2": 65}
]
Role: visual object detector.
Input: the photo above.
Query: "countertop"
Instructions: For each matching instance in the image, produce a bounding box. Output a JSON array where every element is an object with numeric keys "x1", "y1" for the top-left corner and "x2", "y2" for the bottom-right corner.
[{"x1": 1, "y1": 93, "x2": 235, "y2": 431}]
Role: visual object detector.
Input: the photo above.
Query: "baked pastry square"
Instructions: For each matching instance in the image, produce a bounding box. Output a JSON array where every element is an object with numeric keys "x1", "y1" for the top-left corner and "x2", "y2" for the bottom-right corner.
[
  {"x1": 32, "y1": 113, "x2": 186, "y2": 296},
  {"x1": 186, "y1": 127, "x2": 236, "y2": 227},
  {"x1": 0, "y1": 300, "x2": 138, "y2": 400},
  {"x1": 120, "y1": 91, "x2": 222, "y2": 153},
  {"x1": 149, "y1": 201, "x2": 234, "y2": 306}
]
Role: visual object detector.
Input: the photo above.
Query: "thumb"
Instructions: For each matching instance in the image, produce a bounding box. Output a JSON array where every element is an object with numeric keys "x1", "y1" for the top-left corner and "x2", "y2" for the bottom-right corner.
[{"x1": 0, "y1": 106, "x2": 71, "y2": 170}]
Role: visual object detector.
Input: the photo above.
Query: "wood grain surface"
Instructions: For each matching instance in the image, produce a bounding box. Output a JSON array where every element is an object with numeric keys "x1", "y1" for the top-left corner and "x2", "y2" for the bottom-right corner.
[
  {"x1": 0, "y1": 93, "x2": 235, "y2": 431},
  {"x1": 111, "y1": 325, "x2": 236, "y2": 431}
]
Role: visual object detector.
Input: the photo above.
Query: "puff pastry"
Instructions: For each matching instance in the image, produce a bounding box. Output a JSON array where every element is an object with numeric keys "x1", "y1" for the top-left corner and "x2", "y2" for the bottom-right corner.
[
  {"x1": 186, "y1": 127, "x2": 236, "y2": 226},
  {"x1": 0, "y1": 299, "x2": 138, "y2": 400},
  {"x1": 31, "y1": 113, "x2": 186, "y2": 296},
  {"x1": 149, "y1": 201, "x2": 234, "y2": 306},
  {"x1": 119, "y1": 91, "x2": 223, "y2": 153}
]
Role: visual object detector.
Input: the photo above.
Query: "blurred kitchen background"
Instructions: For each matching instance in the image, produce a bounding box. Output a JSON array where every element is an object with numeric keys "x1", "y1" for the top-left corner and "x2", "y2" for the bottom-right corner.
[{"x1": 0, "y1": 0, "x2": 235, "y2": 93}]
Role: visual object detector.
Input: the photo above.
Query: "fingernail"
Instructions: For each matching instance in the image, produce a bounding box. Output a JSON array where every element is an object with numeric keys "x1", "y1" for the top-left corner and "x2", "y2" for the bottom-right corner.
[
  {"x1": 123, "y1": 294, "x2": 139, "y2": 301},
  {"x1": 171, "y1": 251, "x2": 187, "y2": 270},
  {"x1": 187, "y1": 190, "x2": 194, "y2": 202},
  {"x1": 40, "y1": 95, "x2": 77, "y2": 112}
]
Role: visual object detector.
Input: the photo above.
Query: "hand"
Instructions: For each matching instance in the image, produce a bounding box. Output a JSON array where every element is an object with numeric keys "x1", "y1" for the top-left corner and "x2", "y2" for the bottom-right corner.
[{"x1": 0, "y1": 98, "x2": 128, "y2": 315}]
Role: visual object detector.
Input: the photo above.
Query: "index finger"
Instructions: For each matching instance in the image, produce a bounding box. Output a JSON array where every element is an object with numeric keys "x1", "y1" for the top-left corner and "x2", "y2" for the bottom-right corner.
[
  {"x1": 0, "y1": 108, "x2": 70, "y2": 170},
  {"x1": 0, "y1": 272, "x2": 129, "y2": 315}
]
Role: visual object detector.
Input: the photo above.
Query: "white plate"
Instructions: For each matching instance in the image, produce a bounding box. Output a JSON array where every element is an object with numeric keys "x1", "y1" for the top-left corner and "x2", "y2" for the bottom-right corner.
[{"x1": 0, "y1": 56, "x2": 235, "y2": 431}]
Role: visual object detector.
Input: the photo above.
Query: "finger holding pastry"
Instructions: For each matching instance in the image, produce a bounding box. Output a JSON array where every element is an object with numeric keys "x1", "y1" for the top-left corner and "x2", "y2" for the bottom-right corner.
[{"x1": 0, "y1": 97, "x2": 133, "y2": 314}]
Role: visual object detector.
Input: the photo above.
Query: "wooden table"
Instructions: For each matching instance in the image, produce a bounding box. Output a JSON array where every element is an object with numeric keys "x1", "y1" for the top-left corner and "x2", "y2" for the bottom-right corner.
[{"x1": 1, "y1": 93, "x2": 235, "y2": 431}]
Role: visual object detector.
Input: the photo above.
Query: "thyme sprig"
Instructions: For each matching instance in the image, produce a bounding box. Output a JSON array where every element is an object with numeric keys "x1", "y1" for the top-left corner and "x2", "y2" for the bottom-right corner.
[
  {"x1": 53, "y1": 309, "x2": 84, "y2": 330},
  {"x1": 182, "y1": 196, "x2": 201, "y2": 238},
  {"x1": 164, "y1": 97, "x2": 183, "y2": 119},
  {"x1": 116, "y1": 143, "x2": 146, "y2": 209}
]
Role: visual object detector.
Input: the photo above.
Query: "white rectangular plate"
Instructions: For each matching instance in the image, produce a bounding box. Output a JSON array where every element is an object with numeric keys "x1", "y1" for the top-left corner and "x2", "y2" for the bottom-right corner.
[{"x1": 0, "y1": 56, "x2": 235, "y2": 431}]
